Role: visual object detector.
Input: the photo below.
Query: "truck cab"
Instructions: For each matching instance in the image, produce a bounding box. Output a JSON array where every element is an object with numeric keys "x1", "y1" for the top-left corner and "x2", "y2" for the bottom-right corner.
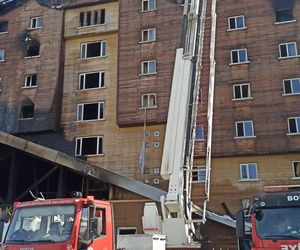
[
  {"x1": 236, "y1": 186, "x2": 300, "y2": 250},
  {"x1": 1, "y1": 196, "x2": 113, "y2": 250}
]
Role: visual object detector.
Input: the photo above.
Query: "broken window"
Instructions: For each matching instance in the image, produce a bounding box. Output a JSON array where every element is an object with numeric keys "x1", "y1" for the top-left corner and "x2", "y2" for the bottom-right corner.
[
  {"x1": 24, "y1": 74, "x2": 37, "y2": 88},
  {"x1": 273, "y1": 0, "x2": 295, "y2": 23},
  {"x1": 0, "y1": 49, "x2": 5, "y2": 61},
  {"x1": 235, "y1": 121, "x2": 254, "y2": 138},
  {"x1": 79, "y1": 9, "x2": 106, "y2": 27},
  {"x1": 141, "y1": 28, "x2": 156, "y2": 42},
  {"x1": 77, "y1": 101, "x2": 104, "y2": 121},
  {"x1": 0, "y1": 21, "x2": 8, "y2": 33},
  {"x1": 283, "y1": 78, "x2": 300, "y2": 95},
  {"x1": 30, "y1": 17, "x2": 43, "y2": 29},
  {"x1": 288, "y1": 117, "x2": 300, "y2": 134},
  {"x1": 20, "y1": 103, "x2": 34, "y2": 119},
  {"x1": 228, "y1": 15, "x2": 246, "y2": 30},
  {"x1": 80, "y1": 41, "x2": 106, "y2": 59},
  {"x1": 75, "y1": 136, "x2": 103, "y2": 156},
  {"x1": 233, "y1": 83, "x2": 251, "y2": 99},
  {"x1": 293, "y1": 161, "x2": 300, "y2": 178},
  {"x1": 230, "y1": 48, "x2": 248, "y2": 64},
  {"x1": 141, "y1": 60, "x2": 156, "y2": 74},
  {"x1": 141, "y1": 93, "x2": 156, "y2": 108},
  {"x1": 79, "y1": 71, "x2": 105, "y2": 90},
  {"x1": 279, "y1": 42, "x2": 298, "y2": 58},
  {"x1": 142, "y1": 0, "x2": 156, "y2": 11}
]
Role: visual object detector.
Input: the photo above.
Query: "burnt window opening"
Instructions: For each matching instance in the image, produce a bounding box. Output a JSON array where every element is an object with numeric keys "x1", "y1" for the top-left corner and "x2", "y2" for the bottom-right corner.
[
  {"x1": 75, "y1": 136, "x2": 103, "y2": 156},
  {"x1": 273, "y1": 0, "x2": 295, "y2": 22},
  {"x1": 0, "y1": 21, "x2": 8, "y2": 33},
  {"x1": 26, "y1": 44, "x2": 40, "y2": 57},
  {"x1": 20, "y1": 103, "x2": 34, "y2": 119}
]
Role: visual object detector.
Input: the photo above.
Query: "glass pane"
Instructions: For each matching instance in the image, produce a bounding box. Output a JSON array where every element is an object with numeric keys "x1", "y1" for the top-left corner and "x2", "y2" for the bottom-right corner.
[
  {"x1": 280, "y1": 45, "x2": 287, "y2": 57},
  {"x1": 296, "y1": 118, "x2": 300, "y2": 132},
  {"x1": 148, "y1": 61, "x2": 156, "y2": 73},
  {"x1": 234, "y1": 86, "x2": 241, "y2": 99},
  {"x1": 248, "y1": 164, "x2": 257, "y2": 179},
  {"x1": 37, "y1": 18, "x2": 43, "y2": 27},
  {"x1": 149, "y1": 95, "x2": 156, "y2": 106},
  {"x1": 239, "y1": 49, "x2": 247, "y2": 62},
  {"x1": 85, "y1": 73, "x2": 100, "y2": 89},
  {"x1": 289, "y1": 119, "x2": 297, "y2": 133},
  {"x1": 231, "y1": 51, "x2": 238, "y2": 63},
  {"x1": 99, "y1": 102, "x2": 104, "y2": 119},
  {"x1": 292, "y1": 79, "x2": 300, "y2": 93},
  {"x1": 196, "y1": 126, "x2": 204, "y2": 140},
  {"x1": 229, "y1": 18, "x2": 235, "y2": 29},
  {"x1": 240, "y1": 165, "x2": 248, "y2": 179},
  {"x1": 76, "y1": 138, "x2": 81, "y2": 155},
  {"x1": 236, "y1": 16, "x2": 244, "y2": 28},
  {"x1": 79, "y1": 75, "x2": 85, "y2": 89},
  {"x1": 142, "y1": 30, "x2": 148, "y2": 41},
  {"x1": 241, "y1": 85, "x2": 249, "y2": 98},
  {"x1": 81, "y1": 44, "x2": 86, "y2": 59},
  {"x1": 100, "y1": 9, "x2": 105, "y2": 24},
  {"x1": 149, "y1": 0, "x2": 155, "y2": 10},
  {"x1": 77, "y1": 105, "x2": 83, "y2": 121},
  {"x1": 237, "y1": 122, "x2": 244, "y2": 137},
  {"x1": 284, "y1": 80, "x2": 292, "y2": 94},
  {"x1": 143, "y1": 63, "x2": 148, "y2": 74},
  {"x1": 142, "y1": 95, "x2": 148, "y2": 107},
  {"x1": 100, "y1": 72, "x2": 105, "y2": 87},
  {"x1": 0, "y1": 50, "x2": 4, "y2": 60},
  {"x1": 98, "y1": 137, "x2": 103, "y2": 154},
  {"x1": 244, "y1": 121, "x2": 253, "y2": 136},
  {"x1": 81, "y1": 137, "x2": 98, "y2": 155},
  {"x1": 0, "y1": 21, "x2": 8, "y2": 33},
  {"x1": 287, "y1": 43, "x2": 297, "y2": 56},
  {"x1": 149, "y1": 29, "x2": 156, "y2": 41},
  {"x1": 101, "y1": 42, "x2": 106, "y2": 56}
]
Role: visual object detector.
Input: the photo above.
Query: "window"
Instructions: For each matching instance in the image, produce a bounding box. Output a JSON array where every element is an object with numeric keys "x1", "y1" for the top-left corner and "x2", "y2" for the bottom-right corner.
[
  {"x1": 141, "y1": 60, "x2": 156, "y2": 75},
  {"x1": 279, "y1": 42, "x2": 298, "y2": 58},
  {"x1": 283, "y1": 78, "x2": 300, "y2": 95},
  {"x1": 75, "y1": 136, "x2": 103, "y2": 156},
  {"x1": 235, "y1": 121, "x2": 255, "y2": 138},
  {"x1": 273, "y1": 0, "x2": 294, "y2": 23},
  {"x1": 230, "y1": 48, "x2": 248, "y2": 64},
  {"x1": 141, "y1": 93, "x2": 157, "y2": 108},
  {"x1": 233, "y1": 83, "x2": 251, "y2": 99},
  {"x1": 228, "y1": 15, "x2": 246, "y2": 30},
  {"x1": 20, "y1": 103, "x2": 34, "y2": 119},
  {"x1": 26, "y1": 44, "x2": 40, "y2": 57},
  {"x1": 195, "y1": 125, "x2": 205, "y2": 140},
  {"x1": 0, "y1": 76, "x2": 3, "y2": 91},
  {"x1": 30, "y1": 17, "x2": 43, "y2": 29},
  {"x1": 141, "y1": 28, "x2": 156, "y2": 42},
  {"x1": 117, "y1": 227, "x2": 137, "y2": 235},
  {"x1": 79, "y1": 9, "x2": 105, "y2": 27},
  {"x1": 80, "y1": 41, "x2": 106, "y2": 59},
  {"x1": 77, "y1": 101, "x2": 104, "y2": 121},
  {"x1": 288, "y1": 117, "x2": 300, "y2": 134},
  {"x1": 79, "y1": 71, "x2": 105, "y2": 90},
  {"x1": 240, "y1": 163, "x2": 258, "y2": 181},
  {"x1": 192, "y1": 166, "x2": 206, "y2": 183},
  {"x1": 0, "y1": 50, "x2": 5, "y2": 61},
  {"x1": 142, "y1": 0, "x2": 156, "y2": 11},
  {"x1": 292, "y1": 161, "x2": 300, "y2": 179},
  {"x1": 0, "y1": 21, "x2": 8, "y2": 33},
  {"x1": 24, "y1": 74, "x2": 37, "y2": 88}
]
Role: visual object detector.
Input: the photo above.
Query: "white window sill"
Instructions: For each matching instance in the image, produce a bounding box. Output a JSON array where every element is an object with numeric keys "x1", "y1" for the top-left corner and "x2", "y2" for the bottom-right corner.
[
  {"x1": 75, "y1": 118, "x2": 106, "y2": 123},
  {"x1": 0, "y1": 31, "x2": 8, "y2": 35},
  {"x1": 140, "y1": 9, "x2": 157, "y2": 13},
  {"x1": 0, "y1": 60, "x2": 5, "y2": 63},
  {"x1": 27, "y1": 27, "x2": 43, "y2": 31},
  {"x1": 234, "y1": 136, "x2": 256, "y2": 139},
  {"x1": 77, "y1": 86, "x2": 106, "y2": 91},
  {"x1": 291, "y1": 177, "x2": 300, "y2": 180},
  {"x1": 139, "y1": 106, "x2": 158, "y2": 110},
  {"x1": 282, "y1": 92, "x2": 300, "y2": 96},
  {"x1": 278, "y1": 55, "x2": 300, "y2": 60},
  {"x1": 229, "y1": 61, "x2": 250, "y2": 66},
  {"x1": 227, "y1": 27, "x2": 247, "y2": 32},
  {"x1": 274, "y1": 20, "x2": 296, "y2": 25},
  {"x1": 77, "y1": 23, "x2": 106, "y2": 29},
  {"x1": 232, "y1": 97, "x2": 253, "y2": 101},
  {"x1": 239, "y1": 179, "x2": 259, "y2": 182},
  {"x1": 139, "y1": 40, "x2": 157, "y2": 44},
  {"x1": 76, "y1": 153, "x2": 104, "y2": 157},
  {"x1": 19, "y1": 117, "x2": 34, "y2": 120},
  {"x1": 24, "y1": 55, "x2": 40, "y2": 59},
  {"x1": 192, "y1": 181, "x2": 206, "y2": 184},
  {"x1": 139, "y1": 72, "x2": 157, "y2": 76},
  {"x1": 287, "y1": 133, "x2": 300, "y2": 136},
  {"x1": 195, "y1": 139, "x2": 206, "y2": 142},
  {"x1": 80, "y1": 55, "x2": 107, "y2": 60},
  {"x1": 21, "y1": 86, "x2": 38, "y2": 89}
]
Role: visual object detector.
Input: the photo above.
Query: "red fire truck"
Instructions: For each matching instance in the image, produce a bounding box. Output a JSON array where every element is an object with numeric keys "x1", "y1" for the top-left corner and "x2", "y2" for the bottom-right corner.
[{"x1": 236, "y1": 186, "x2": 300, "y2": 250}]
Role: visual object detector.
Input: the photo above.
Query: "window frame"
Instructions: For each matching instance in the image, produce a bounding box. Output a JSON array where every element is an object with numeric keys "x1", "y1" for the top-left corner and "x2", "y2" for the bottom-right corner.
[
  {"x1": 141, "y1": 93, "x2": 157, "y2": 109},
  {"x1": 0, "y1": 21, "x2": 8, "y2": 34},
  {"x1": 75, "y1": 136, "x2": 103, "y2": 156},
  {"x1": 192, "y1": 165, "x2": 206, "y2": 183},
  {"x1": 76, "y1": 101, "x2": 105, "y2": 122},
  {"x1": 195, "y1": 125, "x2": 205, "y2": 141},
  {"x1": 230, "y1": 48, "x2": 249, "y2": 65},
  {"x1": 282, "y1": 78, "x2": 300, "y2": 95},
  {"x1": 80, "y1": 41, "x2": 107, "y2": 59},
  {"x1": 29, "y1": 16, "x2": 43, "y2": 29},
  {"x1": 141, "y1": 0, "x2": 156, "y2": 12},
  {"x1": 239, "y1": 163, "x2": 258, "y2": 181},
  {"x1": 235, "y1": 120, "x2": 255, "y2": 138},
  {"x1": 275, "y1": 8, "x2": 295, "y2": 24},
  {"x1": 287, "y1": 117, "x2": 300, "y2": 135},
  {"x1": 279, "y1": 42, "x2": 298, "y2": 59},
  {"x1": 78, "y1": 71, "x2": 105, "y2": 90},
  {"x1": 23, "y1": 74, "x2": 37, "y2": 88},
  {"x1": 227, "y1": 15, "x2": 246, "y2": 31},
  {"x1": 79, "y1": 9, "x2": 106, "y2": 27},
  {"x1": 141, "y1": 60, "x2": 157, "y2": 75},
  {"x1": 292, "y1": 161, "x2": 300, "y2": 179},
  {"x1": 232, "y1": 83, "x2": 252, "y2": 100},
  {"x1": 141, "y1": 28, "x2": 156, "y2": 43},
  {"x1": 19, "y1": 103, "x2": 35, "y2": 120},
  {"x1": 0, "y1": 49, "x2": 5, "y2": 62}
]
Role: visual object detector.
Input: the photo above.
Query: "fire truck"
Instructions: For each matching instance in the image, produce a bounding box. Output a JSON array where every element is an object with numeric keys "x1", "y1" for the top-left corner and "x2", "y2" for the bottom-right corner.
[{"x1": 236, "y1": 186, "x2": 300, "y2": 250}]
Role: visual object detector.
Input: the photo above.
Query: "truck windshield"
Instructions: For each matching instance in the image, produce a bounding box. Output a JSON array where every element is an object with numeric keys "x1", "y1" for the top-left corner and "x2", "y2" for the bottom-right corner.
[
  {"x1": 5, "y1": 204, "x2": 75, "y2": 244},
  {"x1": 255, "y1": 207, "x2": 300, "y2": 239}
]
